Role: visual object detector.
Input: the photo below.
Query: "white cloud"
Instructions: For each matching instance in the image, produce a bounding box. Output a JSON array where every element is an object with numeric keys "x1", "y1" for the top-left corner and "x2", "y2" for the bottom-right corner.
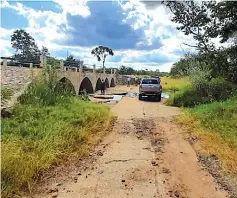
[
  {"x1": 120, "y1": 1, "x2": 195, "y2": 55},
  {"x1": 0, "y1": 27, "x2": 14, "y2": 38},
  {"x1": 52, "y1": 0, "x2": 90, "y2": 17},
  {"x1": 0, "y1": 38, "x2": 13, "y2": 57},
  {"x1": 0, "y1": 0, "x2": 181, "y2": 72},
  {"x1": 0, "y1": 1, "x2": 72, "y2": 51}
]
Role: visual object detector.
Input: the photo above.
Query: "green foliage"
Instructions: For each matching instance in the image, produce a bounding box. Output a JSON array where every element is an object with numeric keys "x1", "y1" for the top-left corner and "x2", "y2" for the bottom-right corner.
[
  {"x1": 64, "y1": 55, "x2": 84, "y2": 68},
  {"x1": 189, "y1": 96, "x2": 237, "y2": 149},
  {"x1": 164, "y1": 1, "x2": 237, "y2": 84},
  {"x1": 163, "y1": 1, "x2": 237, "y2": 51},
  {"x1": 168, "y1": 86, "x2": 205, "y2": 107},
  {"x1": 47, "y1": 56, "x2": 60, "y2": 68},
  {"x1": 11, "y1": 29, "x2": 40, "y2": 61},
  {"x1": 168, "y1": 78, "x2": 236, "y2": 107},
  {"x1": 1, "y1": 98, "x2": 111, "y2": 197},
  {"x1": 118, "y1": 65, "x2": 169, "y2": 76},
  {"x1": 91, "y1": 46, "x2": 114, "y2": 69},
  {"x1": 18, "y1": 66, "x2": 75, "y2": 106},
  {"x1": 207, "y1": 77, "x2": 236, "y2": 101},
  {"x1": 2, "y1": 88, "x2": 14, "y2": 100},
  {"x1": 118, "y1": 65, "x2": 136, "y2": 75},
  {"x1": 1, "y1": 62, "x2": 111, "y2": 197}
]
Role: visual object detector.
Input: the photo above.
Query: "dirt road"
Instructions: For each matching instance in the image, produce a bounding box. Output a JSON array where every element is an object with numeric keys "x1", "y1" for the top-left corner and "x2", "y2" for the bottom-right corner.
[{"x1": 35, "y1": 86, "x2": 228, "y2": 198}]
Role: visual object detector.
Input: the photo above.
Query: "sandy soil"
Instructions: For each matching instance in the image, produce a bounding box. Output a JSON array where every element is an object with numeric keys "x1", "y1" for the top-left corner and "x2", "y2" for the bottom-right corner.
[{"x1": 30, "y1": 85, "x2": 228, "y2": 198}]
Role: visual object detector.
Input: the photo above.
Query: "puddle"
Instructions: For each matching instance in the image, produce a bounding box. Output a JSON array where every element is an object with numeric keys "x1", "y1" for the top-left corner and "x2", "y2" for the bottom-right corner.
[
  {"x1": 94, "y1": 92, "x2": 169, "y2": 105},
  {"x1": 161, "y1": 93, "x2": 169, "y2": 99},
  {"x1": 126, "y1": 92, "x2": 139, "y2": 98},
  {"x1": 111, "y1": 95, "x2": 124, "y2": 102}
]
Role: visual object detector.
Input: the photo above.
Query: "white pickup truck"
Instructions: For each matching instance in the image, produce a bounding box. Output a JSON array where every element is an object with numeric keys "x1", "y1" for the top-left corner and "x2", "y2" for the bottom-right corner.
[{"x1": 138, "y1": 78, "x2": 162, "y2": 101}]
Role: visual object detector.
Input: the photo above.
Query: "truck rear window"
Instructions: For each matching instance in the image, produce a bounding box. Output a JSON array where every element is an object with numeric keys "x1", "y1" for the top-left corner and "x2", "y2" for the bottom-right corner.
[{"x1": 142, "y1": 79, "x2": 159, "y2": 84}]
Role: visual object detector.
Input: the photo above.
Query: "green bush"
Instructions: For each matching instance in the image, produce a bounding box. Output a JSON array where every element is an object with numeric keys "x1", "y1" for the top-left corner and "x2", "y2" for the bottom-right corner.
[
  {"x1": 207, "y1": 77, "x2": 236, "y2": 101},
  {"x1": 168, "y1": 86, "x2": 209, "y2": 107},
  {"x1": 18, "y1": 66, "x2": 75, "y2": 106},
  {"x1": 168, "y1": 77, "x2": 236, "y2": 107}
]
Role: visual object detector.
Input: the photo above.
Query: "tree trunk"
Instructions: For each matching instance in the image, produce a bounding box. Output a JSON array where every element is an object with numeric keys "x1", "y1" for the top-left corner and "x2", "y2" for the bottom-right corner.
[{"x1": 103, "y1": 59, "x2": 105, "y2": 79}]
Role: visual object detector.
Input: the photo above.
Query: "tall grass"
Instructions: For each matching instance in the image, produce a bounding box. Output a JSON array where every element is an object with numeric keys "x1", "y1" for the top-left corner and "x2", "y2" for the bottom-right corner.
[
  {"x1": 177, "y1": 96, "x2": 237, "y2": 173},
  {"x1": 189, "y1": 96, "x2": 237, "y2": 150},
  {"x1": 1, "y1": 66, "x2": 113, "y2": 197},
  {"x1": 18, "y1": 66, "x2": 75, "y2": 106}
]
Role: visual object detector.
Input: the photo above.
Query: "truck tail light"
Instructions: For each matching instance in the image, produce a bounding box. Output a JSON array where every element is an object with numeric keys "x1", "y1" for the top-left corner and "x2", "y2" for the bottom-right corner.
[
  {"x1": 139, "y1": 84, "x2": 142, "y2": 89},
  {"x1": 160, "y1": 85, "x2": 162, "y2": 90}
]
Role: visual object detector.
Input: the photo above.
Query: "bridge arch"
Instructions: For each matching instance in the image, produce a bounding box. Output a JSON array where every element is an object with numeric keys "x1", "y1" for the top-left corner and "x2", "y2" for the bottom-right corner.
[
  {"x1": 95, "y1": 78, "x2": 102, "y2": 91},
  {"x1": 105, "y1": 78, "x2": 109, "y2": 88},
  {"x1": 56, "y1": 77, "x2": 76, "y2": 95},
  {"x1": 110, "y1": 78, "x2": 115, "y2": 87},
  {"x1": 79, "y1": 77, "x2": 94, "y2": 94}
]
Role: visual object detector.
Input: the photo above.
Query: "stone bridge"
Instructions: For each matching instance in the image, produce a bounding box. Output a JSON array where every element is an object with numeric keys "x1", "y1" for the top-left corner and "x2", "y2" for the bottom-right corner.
[
  {"x1": 58, "y1": 68, "x2": 116, "y2": 94},
  {"x1": 1, "y1": 66, "x2": 117, "y2": 96}
]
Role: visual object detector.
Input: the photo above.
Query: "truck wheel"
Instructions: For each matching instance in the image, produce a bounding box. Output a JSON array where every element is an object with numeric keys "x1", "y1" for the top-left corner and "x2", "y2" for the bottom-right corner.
[
  {"x1": 139, "y1": 94, "x2": 142, "y2": 100},
  {"x1": 157, "y1": 94, "x2": 161, "y2": 102}
]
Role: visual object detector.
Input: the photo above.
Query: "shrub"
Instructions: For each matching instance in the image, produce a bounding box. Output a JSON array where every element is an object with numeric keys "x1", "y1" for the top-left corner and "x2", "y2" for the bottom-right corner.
[
  {"x1": 168, "y1": 77, "x2": 237, "y2": 107},
  {"x1": 207, "y1": 77, "x2": 236, "y2": 101},
  {"x1": 168, "y1": 86, "x2": 209, "y2": 107},
  {"x1": 18, "y1": 66, "x2": 75, "y2": 106}
]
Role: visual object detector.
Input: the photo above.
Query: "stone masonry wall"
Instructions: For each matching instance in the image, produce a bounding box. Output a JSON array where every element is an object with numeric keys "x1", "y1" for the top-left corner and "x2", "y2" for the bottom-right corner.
[{"x1": 1, "y1": 66, "x2": 32, "y2": 108}]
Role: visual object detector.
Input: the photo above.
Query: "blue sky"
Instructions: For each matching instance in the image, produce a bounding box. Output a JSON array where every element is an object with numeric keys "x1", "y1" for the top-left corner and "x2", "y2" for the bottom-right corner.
[{"x1": 0, "y1": 0, "x2": 195, "y2": 72}]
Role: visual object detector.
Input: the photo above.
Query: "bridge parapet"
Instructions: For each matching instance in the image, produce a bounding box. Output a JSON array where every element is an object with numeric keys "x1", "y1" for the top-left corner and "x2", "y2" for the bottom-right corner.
[{"x1": 1, "y1": 56, "x2": 117, "y2": 96}]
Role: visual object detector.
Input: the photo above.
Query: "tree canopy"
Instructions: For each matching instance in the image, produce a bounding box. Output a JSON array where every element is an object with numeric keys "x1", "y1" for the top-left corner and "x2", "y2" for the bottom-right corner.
[
  {"x1": 91, "y1": 46, "x2": 114, "y2": 69},
  {"x1": 162, "y1": 1, "x2": 237, "y2": 52},
  {"x1": 11, "y1": 29, "x2": 40, "y2": 61},
  {"x1": 163, "y1": 1, "x2": 237, "y2": 84},
  {"x1": 117, "y1": 65, "x2": 168, "y2": 77}
]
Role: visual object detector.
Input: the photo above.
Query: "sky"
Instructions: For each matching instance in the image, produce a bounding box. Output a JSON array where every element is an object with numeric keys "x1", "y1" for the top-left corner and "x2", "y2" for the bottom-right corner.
[{"x1": 0, "y1": 0, "x2": 197, "y2": 72}]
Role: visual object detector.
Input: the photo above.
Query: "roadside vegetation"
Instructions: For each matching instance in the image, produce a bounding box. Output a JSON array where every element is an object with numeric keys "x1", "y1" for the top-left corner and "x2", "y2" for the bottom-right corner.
[
  {"x1": 1, "y1": 66, "x2": 113, "y2": 197},
  {"x1": 162, "y1": 1, "x2": 237, "y2": 175},
  {"x1": 177, "y1": 97, "x2": 237, "y2": 173},
  {"x1": 1, "y1": 87, "x2": 14, "y2": 100}
]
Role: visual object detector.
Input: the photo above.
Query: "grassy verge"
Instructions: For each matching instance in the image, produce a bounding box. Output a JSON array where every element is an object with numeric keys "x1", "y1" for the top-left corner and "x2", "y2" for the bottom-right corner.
[
  {"x1": 176, "y1": 97, "x2": 237, "y2": 173},
  {"x1": 2, "y1": 98, "x2": 113, "y2": 197},
  {"x1": 1, "y1": 67, "x2": 114, "y2": 197}
]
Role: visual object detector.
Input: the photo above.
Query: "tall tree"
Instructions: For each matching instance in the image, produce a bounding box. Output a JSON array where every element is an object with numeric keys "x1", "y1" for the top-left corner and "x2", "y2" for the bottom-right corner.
[
  {"x1": 212, "y1": 1, "x2": 237, "y2": 43},
  {"x1": 11, "y1": 29, "x2": 40, "y2": 61},
  {"x1": 91, "y1": 46, "x2": 114, "y2": 71}
]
